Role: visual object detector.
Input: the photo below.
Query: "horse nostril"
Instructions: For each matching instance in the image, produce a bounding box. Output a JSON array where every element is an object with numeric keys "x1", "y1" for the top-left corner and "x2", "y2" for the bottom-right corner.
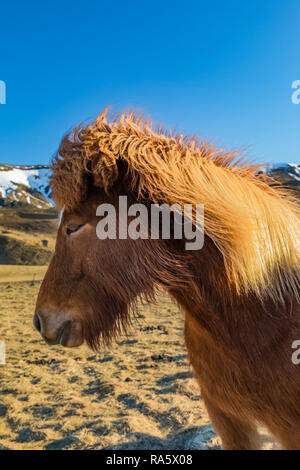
[{"x1": 33, "y1": 312, "x2": 41, "y2": 333}]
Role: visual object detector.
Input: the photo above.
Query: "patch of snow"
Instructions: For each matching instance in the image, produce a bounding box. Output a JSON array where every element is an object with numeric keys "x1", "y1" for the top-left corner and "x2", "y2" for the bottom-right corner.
[{"x1": 289, "y1": 173, "x2": 300, "y2": 181}]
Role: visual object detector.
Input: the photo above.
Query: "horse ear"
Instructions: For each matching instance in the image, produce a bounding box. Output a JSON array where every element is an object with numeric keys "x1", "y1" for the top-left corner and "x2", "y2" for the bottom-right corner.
[{"x1": 91, "y1": 150, "x2": 119, "y2": 193}]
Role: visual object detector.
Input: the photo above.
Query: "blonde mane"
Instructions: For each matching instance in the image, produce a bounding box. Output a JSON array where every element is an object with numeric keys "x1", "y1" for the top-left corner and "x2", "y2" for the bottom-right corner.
[{"x1": 51, "y1": 108, "x2": 300, "y2": 302}]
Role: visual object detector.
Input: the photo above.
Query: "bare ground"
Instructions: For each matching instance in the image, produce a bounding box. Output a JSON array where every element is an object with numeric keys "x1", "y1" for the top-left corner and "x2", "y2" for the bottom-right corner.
[{"x1": 0, "y1": 266, "x2": 276, "y2": 450}]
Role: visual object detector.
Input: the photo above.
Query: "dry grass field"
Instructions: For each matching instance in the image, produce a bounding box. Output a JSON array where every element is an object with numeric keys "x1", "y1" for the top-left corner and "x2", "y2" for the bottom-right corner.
[{"x1": 0, "y1": 266, "x2": 277, "y2": 450}]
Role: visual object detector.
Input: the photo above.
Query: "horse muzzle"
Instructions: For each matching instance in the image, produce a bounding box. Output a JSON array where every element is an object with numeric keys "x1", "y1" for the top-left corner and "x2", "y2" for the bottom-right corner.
[{"x1": 33, "y1": 310, "x2": 83, "y2": 347}]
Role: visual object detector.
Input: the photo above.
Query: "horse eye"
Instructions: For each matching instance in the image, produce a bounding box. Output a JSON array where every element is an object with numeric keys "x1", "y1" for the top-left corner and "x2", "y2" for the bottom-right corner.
[{"x1": 66, "y1": 224, "x2": 85, "y2": 236}]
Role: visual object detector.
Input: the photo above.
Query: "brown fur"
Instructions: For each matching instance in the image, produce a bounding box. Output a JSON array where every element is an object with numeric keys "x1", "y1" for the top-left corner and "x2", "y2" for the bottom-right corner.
[{"x1": 36, "y1": 108, "x2": 300, "y2": 449}]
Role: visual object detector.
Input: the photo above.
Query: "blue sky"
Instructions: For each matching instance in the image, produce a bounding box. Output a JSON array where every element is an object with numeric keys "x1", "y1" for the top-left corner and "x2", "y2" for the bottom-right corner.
[{"x1": 0, "y1": 0, "x2": 300, "y2": 165}]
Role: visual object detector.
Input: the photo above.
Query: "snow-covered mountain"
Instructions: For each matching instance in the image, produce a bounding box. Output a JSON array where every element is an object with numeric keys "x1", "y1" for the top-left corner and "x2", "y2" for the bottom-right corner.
[
  {"x1": 257, "y1": 162, "x2": 300, "y2": 196},
  {"x1": 0, "y1": 164, "x2": 53, "y2": 208},
  {"x1": 258, "y1": 162, "x2": 300, "y2": 181},
  {"x1": 268, "y1": 163, "x2": 300, "y2": 182}
]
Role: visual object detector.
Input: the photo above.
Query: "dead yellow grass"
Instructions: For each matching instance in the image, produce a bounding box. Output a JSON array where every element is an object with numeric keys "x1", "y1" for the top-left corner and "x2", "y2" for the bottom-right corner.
[
  {"x1": 0, "y1": 265, "x2": 47, "y2": 283},
  {"x1": 0, "y1": 266, "x2": 277, "y2": 450},
  {"x1": 0, "y1": 226, "x2": 56, "y2": 252}
]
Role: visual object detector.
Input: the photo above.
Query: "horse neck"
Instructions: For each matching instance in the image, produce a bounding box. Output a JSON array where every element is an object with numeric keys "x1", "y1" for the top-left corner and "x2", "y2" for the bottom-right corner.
[{"x1": 168, "y1": 236, "x2": 292, "y2": 354}]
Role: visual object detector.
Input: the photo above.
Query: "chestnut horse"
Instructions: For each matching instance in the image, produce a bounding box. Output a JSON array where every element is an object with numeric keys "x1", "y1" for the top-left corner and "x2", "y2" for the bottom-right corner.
[{"x1": 34, "y1": 109, "x2": 300, "y2": 450}]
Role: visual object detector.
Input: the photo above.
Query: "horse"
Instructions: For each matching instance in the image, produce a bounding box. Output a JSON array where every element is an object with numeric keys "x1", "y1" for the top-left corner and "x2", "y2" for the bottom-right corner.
[{"x1": 34, "y1": 108, "x2": 300, "y2": 449}]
